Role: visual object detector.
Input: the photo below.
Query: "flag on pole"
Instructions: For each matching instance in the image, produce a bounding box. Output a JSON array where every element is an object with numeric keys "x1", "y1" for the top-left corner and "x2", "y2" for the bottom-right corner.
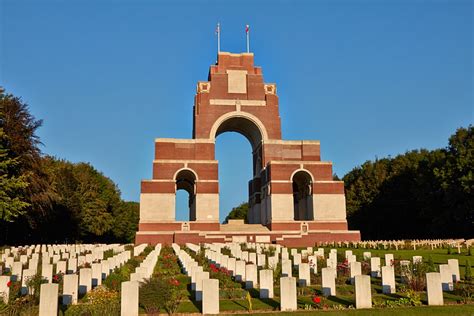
[
  {"x1": 215, "y1": 23, "x2": 220, "y2": 35},
  {"x1": 245, "y1": 25, "x2": 250, "y2": 34}
]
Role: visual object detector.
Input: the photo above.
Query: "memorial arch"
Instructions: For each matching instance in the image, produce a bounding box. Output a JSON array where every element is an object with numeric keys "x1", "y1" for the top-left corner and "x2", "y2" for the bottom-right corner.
[{"x1": 137, "y1": 51, "x2": 360, "y2": 246}]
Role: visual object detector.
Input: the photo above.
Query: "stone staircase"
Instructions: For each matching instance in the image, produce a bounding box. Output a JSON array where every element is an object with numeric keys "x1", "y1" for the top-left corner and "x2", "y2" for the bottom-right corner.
[{"x1": 219, "y1": 219, "x2": 270, "y2": 232}]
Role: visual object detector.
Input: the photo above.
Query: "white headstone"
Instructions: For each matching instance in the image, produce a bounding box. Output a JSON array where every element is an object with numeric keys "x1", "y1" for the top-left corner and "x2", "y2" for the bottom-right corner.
[
  {"x1": 350, "y1": 261, "x2": 362, "y2": 285},
  {"x1": 63, "y1": 274, "x2": 78, "y2": 305},
  {"x1": 202, "y1": 279, "x2": 219, "y2": 315},
  {"x1": 121, "y1": 281, "x2": 138, "y2": 316},
  {"x1": 355, "y1": 275, "x2": 372, "y2": 309},
  {"x1": 321, "y1": 267, "x2": 336, "y2": 296},
  {"x1": 298, "y1": 263, "x2": 311, "y2": 287},
  {"x1": 39, "y1": 283, "x2": 58, "y2": 316},
  {"x1": 0, "y1": 275, "x2": 10, "y2": 303},
  {"x1": 195, "y1": 271, "x2": 209, "y2": 301},
  {"x1": 426, "y1": 272, "x2": 443, "y2": 306},
  {"x1": 381, "y1": 265, "x2": 396, "y2": 294},
  {"x1": 439, "y1": 264, "x2": 453, "y2": 291},
  {"x1": 280, "y1": 277, "x2": 297, "y2": 311},
  {"x1": 79, "y1": 268, "x2": 92, "y2": 295},
  {"x1": 259, "y1": 269, "x2": 273, "y2": 298},
  {"x1": 447, "y1": 259, "x2": 460, "y2": 282},
  {"x1": 245, "y1": 264, "x2": 258, "y2": 289},
  {"x1": 41, "y1": 263, "x2": 53, "y2": 283},
  {"x1": 282, "y1": 259, "x2": 292, "y2": 277},
  {"x1": 370, "y1": 257, "x2": 381, "y2": 277}
]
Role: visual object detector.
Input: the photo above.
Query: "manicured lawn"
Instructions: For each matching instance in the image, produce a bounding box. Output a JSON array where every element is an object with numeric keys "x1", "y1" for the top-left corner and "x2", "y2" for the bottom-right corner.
[
  {"x1": 318, "y1": 247, "x2": 473, "y2": 278},
  {"x1": 241, "y1": 304, "x2": 474, "y2": 315}
]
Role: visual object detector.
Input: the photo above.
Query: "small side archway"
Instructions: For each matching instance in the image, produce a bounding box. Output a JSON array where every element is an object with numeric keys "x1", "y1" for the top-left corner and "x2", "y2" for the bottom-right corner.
[
  {"x1": 291, "y1": 170, "x2": 314, "y2": 221},
  {"x1": 174, "y1": 168, "x2": 197, "y2": 221}
]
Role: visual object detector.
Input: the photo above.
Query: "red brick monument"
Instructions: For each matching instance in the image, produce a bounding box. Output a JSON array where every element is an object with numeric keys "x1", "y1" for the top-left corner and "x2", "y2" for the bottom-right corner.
[{"x1": 136, "y1": 52, "x2": 360, "y2": 246}]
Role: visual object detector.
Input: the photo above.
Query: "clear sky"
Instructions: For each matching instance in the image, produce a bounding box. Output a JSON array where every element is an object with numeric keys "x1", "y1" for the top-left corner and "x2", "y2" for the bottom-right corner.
[{"x1": 1, "y1": 0, "x2": 472, "y2": 222}]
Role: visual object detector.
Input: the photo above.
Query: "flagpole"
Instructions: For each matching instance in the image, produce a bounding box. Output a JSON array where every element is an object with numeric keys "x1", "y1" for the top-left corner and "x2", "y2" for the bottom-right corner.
[
  {"x1": 217, "y1": 23, "x2": 221, "y2": 53},
  {"x1": 246, "y1": 25, "x2": 250, "y2": 53}
]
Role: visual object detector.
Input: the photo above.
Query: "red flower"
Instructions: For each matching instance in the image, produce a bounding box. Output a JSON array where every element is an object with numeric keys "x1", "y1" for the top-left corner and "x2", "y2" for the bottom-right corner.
[
  {"x1": 7, "y1": 281, "x2": 11, "y2": 288},
  {"x1": 169, "y1": 278, "x2": 180, "y2": 286},
  {"x1": 312, "y1": 296, "x2": 321, "y2": 304}
]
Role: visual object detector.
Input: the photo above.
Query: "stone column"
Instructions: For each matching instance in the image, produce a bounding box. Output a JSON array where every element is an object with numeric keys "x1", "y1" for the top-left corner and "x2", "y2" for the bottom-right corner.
[
  {"x1": 259, "y1": 269, "x2": 273, "y2": 298},
  {"x1": 202, "y1": 279, "x2": 219, "y2": 315},
  {"x1": 381, "y1": 265, "x2": 396, "y2": 294},
  {"x1": 354, "y1": 274, "x2": 371, "y2": 309},
  {"x1": 426, "y1": 272, "x2": 443, "y2": 306},
  {"x1": 121, "y1": 281, "x2": 138, "y2": 316},
  {"x1": 245, "y1": 264, "x2": 258, "y2": 289},
  {"x1": 63, "y1": 274, "x2": 78, "y2": 305},
  {"x1": 321, "y1": 267, "x2": 336, "y2": 296},
  {"x1": 280, "y1": 277, "x2": 297, "y2": 311},
  {"x1": 39, "y1": 283, "x2": 58, "y2": 316},
  {"x1": 298, "y1": 263, "x2": 310, "y2": 287}
]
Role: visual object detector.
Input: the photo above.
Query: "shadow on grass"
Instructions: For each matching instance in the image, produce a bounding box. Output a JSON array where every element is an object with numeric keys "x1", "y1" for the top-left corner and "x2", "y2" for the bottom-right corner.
[
  {"x1": 326, "y1": 295, "x2": 354, "y2": 306},
  {"x1": 258, "y1": 298, "x2": 279, "y2": 310},
  {"x1": 189, "y1": 299, "x2": 201, "y2": 313}
]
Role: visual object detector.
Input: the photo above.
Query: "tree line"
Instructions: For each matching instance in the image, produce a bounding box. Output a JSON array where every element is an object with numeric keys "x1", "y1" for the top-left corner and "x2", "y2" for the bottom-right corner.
[
  {"x1": 344, "y1": 126, "x2": 473, "y2": 240},
  {"x1": 0, "y1": 88, "x2": 138, "y2": 245}
]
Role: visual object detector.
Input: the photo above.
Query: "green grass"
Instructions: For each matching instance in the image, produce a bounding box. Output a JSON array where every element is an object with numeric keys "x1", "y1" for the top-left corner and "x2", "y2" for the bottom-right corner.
[
  {"x1": 317, "y1": 246, "x2": 473, "y2": 279},
  {"x1": 243, "y1": 304, "x2": 474, "y2": 315},
  {"x1": 172, "y1": 297, "x2": 474, "y2": 315}
]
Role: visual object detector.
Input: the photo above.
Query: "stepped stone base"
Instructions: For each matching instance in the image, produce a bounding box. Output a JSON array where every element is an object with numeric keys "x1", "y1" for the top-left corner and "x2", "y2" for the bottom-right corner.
[{"x1": 135, "y1": 220, "x2": 360, "y2": 246}]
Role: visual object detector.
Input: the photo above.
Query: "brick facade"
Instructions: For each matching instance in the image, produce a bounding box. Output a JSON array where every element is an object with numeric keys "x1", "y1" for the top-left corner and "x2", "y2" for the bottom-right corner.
[{"x1": 137, "y1": 51, "x2": 360, "y2": 245}]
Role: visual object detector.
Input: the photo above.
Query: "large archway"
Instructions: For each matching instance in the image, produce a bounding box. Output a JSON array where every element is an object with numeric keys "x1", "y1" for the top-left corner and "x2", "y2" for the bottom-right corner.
[{"x1": 214, "y1": 115, "x2": 265, "y2": 223}]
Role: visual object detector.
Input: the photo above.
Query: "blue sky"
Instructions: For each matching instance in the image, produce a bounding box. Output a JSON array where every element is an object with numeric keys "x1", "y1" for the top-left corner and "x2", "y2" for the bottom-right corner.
[{"x1": 1, "y1": 0, "x2": 472, "y2": 222}]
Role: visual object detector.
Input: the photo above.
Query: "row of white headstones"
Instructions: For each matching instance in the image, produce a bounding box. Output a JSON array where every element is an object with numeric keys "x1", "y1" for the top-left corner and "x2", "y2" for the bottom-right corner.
[
  {"x1": 0, "y1": 243, "x2": 160, "y2": 316},
  {"x1": 0, "y1": 242, "x2": 463, "y2": 315},
  {"x1": 319, "y1": 238, "x2": 472, "y2": 251},
  {"x1": 178, "y1": 242, "x2": 462, "y2": 313}
]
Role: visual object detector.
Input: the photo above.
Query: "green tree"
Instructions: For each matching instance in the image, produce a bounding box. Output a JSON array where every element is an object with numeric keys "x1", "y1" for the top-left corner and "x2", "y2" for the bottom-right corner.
[
  {"x1": 113, "y1": 201, "x2": 139, "y2": 243},
  {"x1": 344, "y1": 126, "x2": 473, "y2": 239},
  {"x1": 0, "y1": 128, "x2": 30, "y2": 223},
  {"x1": 223, "y1": 202, "x2": 249, "y2": 223},
  {"x1": 0, "y1": 87, "x2": 54, "y2": 243}
]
